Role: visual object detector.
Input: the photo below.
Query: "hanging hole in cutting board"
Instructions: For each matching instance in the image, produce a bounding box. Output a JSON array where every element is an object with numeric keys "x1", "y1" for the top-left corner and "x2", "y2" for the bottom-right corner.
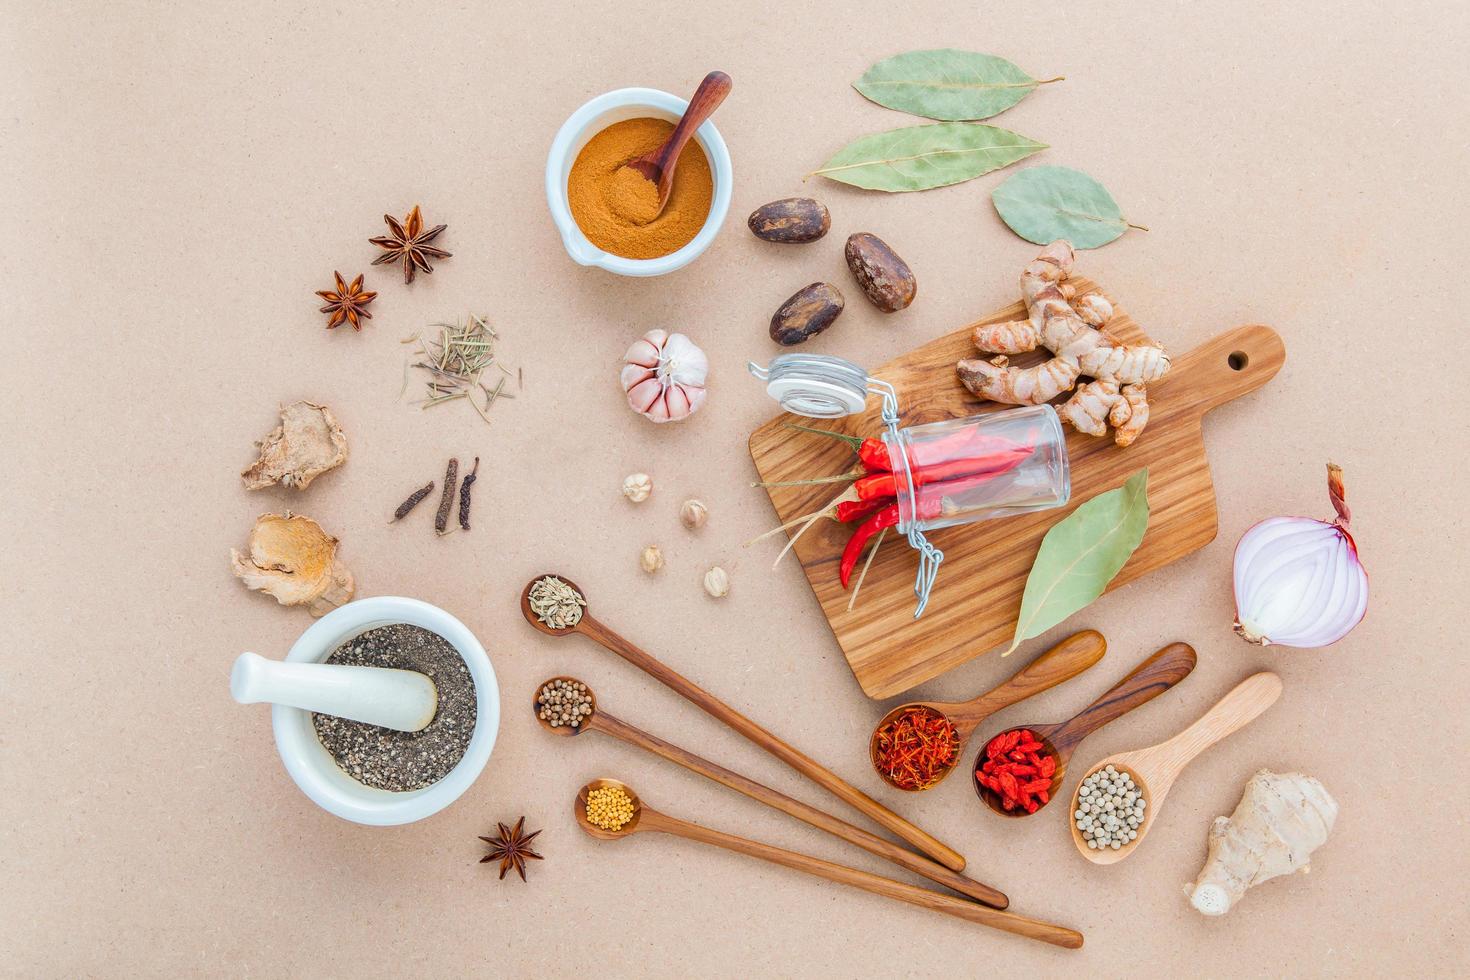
[{"x1": 1228, "y1": 351, "x2": 1249, "y2": 371}]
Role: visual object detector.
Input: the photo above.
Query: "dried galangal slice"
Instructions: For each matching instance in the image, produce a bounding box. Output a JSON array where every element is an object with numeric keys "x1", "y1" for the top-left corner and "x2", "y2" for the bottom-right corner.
[
  {"x1": 241, "y1": 401, "x2": 348, "y2": 490},
  {"x1": 230, "y1": 513, "x2": 355, "y2": 616}
]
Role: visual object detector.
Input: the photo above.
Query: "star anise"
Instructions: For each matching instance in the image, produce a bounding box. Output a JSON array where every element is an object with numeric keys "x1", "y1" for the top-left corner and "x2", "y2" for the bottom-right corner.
[
  {"x1": 369, "y1": 205, "x2": 451, "y2": 283},
  {"x1": 478, "y1": 816, "x2": 543, "y2": 882},
  {"x1": 314, "y1": 271, "x2": 377, "y2": 330}
]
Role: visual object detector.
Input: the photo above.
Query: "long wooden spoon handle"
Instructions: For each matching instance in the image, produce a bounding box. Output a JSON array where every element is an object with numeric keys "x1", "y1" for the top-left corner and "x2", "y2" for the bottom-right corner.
[
  {"x1": 638, "y1": 809, "x2": 1082, "y2": 949},
  {"x1": 1150, "y1": 672, "x2": 1283, "y2": 783},
  {"x1": 578, "y1": 615, "x2": 967, "y2": 871},
  {"x1": 593, "y1": 710, "x2": 1007, "y2": 908},
  {"x1": 1048, "y1": 642, "x2": 1197, "y2": 756},
  {"x1": 951, "y1": 630, "x2": 1107, "y2": 731},
  {"x1": 656, "y1": 71, "x2": 731, "y2": 183}
]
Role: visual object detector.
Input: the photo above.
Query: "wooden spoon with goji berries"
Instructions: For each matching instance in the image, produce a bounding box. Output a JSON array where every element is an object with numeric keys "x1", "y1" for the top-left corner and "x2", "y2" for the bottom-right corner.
[
  {"x1": 868, "y1": 630, "x2": 1107, "y2": 793},
  {"x1": 973, "y1": 642, "x2": 1198, "y2": 818}
]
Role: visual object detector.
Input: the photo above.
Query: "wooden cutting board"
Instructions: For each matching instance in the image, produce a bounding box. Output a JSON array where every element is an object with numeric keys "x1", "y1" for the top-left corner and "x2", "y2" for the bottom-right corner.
[{"x1": 748, "y1": 278, "x2": 1285, "y2": 699}]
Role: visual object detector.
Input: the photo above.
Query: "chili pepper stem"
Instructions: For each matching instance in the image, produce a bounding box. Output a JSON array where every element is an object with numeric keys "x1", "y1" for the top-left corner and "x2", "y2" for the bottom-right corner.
[
  {"x1": 783, "y1": 421, "x2": 864, "y2": 450},
  {"x1": 772, "y1": 510, "x2": 823, "y2": 568},
  {"x1": 846, "y1": 527, "x2": 887, "y2": 612},
  {"x1": 744, "y1": 486, "x2": 859, "y2": 547},
  {"x1": 751, "y1": 468, "x2": 864, "y2": 489}
]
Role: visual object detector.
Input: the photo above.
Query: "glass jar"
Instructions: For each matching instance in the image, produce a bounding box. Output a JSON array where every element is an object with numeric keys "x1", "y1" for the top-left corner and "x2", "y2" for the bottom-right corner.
[{"x1": 883, "y1": 405, "x2": 1070, "y2": 534}]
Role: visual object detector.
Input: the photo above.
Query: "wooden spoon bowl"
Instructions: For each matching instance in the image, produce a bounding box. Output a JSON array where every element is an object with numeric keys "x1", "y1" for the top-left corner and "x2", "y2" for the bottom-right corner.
[
  {"x1": 532, "y1": 675, "x2": 596, "y2": 737},
  {"x1": 520, "y1": 572, "x2": 588, "y2": 637},
  {"x1": 972, "y1": 642, "x2": 1198, "y2": 818},
  {"x1": 1067, "y1": 671, "x2": 1282, "y2": 864},
  {"x1": 575, "y1": 778, "x2": 643, "y2": 840},
  {"x1": 868, "y1": 630, "x2": 1105, "y2": 792}
]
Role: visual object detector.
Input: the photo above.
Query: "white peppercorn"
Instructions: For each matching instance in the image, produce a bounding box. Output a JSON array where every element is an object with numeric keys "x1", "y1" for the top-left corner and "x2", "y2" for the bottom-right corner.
[{"x1": 1074, "y1": 765, "x2": 1147, "y2": 850}]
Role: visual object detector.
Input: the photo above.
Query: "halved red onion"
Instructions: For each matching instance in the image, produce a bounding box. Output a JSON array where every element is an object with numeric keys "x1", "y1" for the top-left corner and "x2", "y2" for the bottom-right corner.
[{"x1": 1233, "y1": 465, "x2": 1368, "y2": 648}]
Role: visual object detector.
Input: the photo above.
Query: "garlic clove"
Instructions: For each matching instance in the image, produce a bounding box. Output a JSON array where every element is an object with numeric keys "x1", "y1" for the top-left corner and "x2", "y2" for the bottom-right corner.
[
  {"x1": 640, "y1": 545, "x2": 665, "y2": 574},
  {"x1": 680, "y1": 499, "x2": 708, "y2": 530},
  {"x1": 703, "y1": 565, "x2": 730, "y2": 598}
]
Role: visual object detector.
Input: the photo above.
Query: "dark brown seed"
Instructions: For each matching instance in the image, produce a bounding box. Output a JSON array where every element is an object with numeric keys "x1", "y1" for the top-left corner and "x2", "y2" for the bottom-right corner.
[
  {"x1": 457, "y1": 457, "x2": 479, "y2": 531},
  {"x1": 748, "y1": 198, "x2": 831, "y2": 244},
  {"x1": 392, "y1": 481, "x2": 435, "y2": 522},
  {"x1": 844, "y1": 233, "x2": 916, "y2": 313},
  {"x1": 770, "y1": 283, "x2": 844, "y2": 346},
  {"x1": 435, "y1": 458, "x2": 459, "y2": 534}
]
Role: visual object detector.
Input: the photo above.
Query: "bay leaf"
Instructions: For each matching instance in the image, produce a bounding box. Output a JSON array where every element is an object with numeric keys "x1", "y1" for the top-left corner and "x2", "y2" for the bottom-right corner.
[
  {"x1": 1004, "y1": 468, "x2": 1150, "y2": 655},
  {"x1": 855, "y1": 49, "x2": 1062, "y2": 121},
  {"x1": 991, "y1": 166, "x2": 1146, "y2": 249},
  {"x1": 812, "y1": 123, "x2": 1047, "y2": 193}
]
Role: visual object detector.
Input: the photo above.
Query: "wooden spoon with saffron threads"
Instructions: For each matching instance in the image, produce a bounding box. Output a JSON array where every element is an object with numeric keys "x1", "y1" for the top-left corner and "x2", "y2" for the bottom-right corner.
[
  {"x1": 575, "y1": 780, "x2": 1083, "y2": 949},
  {"x1": 624, "y1": 71, "x2": 732, "y2": 214},
  {"x1": 537, "y1": 676, "x2": 1007, "y2": 908},
  {"x1": 520, "y1": 573, "x2": 966, "y2": 872}
]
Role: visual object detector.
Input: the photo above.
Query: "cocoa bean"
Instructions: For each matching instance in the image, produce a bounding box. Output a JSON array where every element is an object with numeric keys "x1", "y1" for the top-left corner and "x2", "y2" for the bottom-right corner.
[
  {"x1": 769, "y1": 283, "x2": 844, "y2": 346},
  {"x1": 844, "y1": 233, "x2": 916, "y2": 313},
  {"x1": 748, "y1": 198, "x2": 831, "y2": 244}
]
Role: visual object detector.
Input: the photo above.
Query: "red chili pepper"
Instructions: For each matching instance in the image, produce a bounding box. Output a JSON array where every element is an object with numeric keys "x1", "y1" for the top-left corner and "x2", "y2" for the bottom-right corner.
[
  {"x1": 835, "y1": 497, "x2": 891, "y2": 524},
  {"x1": 858, "y1": 438, "x2": 891, "y2": 473},
  {"x1": 852, "y1": 445, "x2": 1034, "y2": 501},
  {"x1": 838, "y1": 504, "x2": 900, "y2": 588}
]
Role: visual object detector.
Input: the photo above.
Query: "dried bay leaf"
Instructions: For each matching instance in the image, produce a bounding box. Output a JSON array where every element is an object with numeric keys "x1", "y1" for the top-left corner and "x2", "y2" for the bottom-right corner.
[
  {"x1": 991, "y1": 166, "x2": 1146, "y2": 249},
  {"x1": 855, "y1": 49, "x2": 1063, "y2": 121},
  {"x1": 812, "y1": 123, "x2": 1047, "y2": 193},
  {"x1": 1005, "y1": 468, "x2": 1150, "y2": 655}
]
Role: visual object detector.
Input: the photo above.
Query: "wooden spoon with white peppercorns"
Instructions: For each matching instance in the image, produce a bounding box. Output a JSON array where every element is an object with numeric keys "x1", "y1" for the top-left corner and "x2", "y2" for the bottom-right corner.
[
  {"x1": 574, "y1": 779, "x2": 1083, "y2": 949},
  {"x1": 537, "y1": 677, "x2": 1007, "y2": 908},
  {"x1": 520, "y1": 573, "x2": 967, "y2": 873},
  {"x1": 1068, "y1": 671, "x2": 1282, "y2": 865}
]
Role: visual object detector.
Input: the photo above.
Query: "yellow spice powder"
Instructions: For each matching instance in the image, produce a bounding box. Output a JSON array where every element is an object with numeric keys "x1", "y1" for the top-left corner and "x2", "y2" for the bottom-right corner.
[{"x1": 567, "y1": 117, "x2": 713, "y2": 260}]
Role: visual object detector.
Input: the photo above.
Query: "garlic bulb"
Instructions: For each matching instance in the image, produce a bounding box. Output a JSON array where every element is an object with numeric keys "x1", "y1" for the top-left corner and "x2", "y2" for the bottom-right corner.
[
  {"x1": 703, "y1": 565, "x2": 730, "y2": 598},
  {"x1": 679, "y1": 498, "x2": 708, "y2": 530},
  {"x1": 622, "y1": 473, "x2": 652, "y2": 503},
  {"x1": 1233, "y1": 464, "x2": 1368, "y2": 648},
  {"x1": 621, "y1": 329, "x2": 708, "y2": 423},
  {"x1": 640, "y1": 545, "x2": 664, "y2": 574}
]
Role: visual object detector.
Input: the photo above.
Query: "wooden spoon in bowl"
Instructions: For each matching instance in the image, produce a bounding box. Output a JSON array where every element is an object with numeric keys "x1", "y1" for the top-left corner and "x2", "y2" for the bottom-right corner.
[
  {"x1": 973, "y1": 642, "x2": 1198, "y2": 818},
  {"x1": 1068, "y1": 671, "x2": 1282, "y2": 864},
  {"x1": 869, "y1": 630, "x2": 1106, "y2": 792},
  {"x1": 624, "y1": 71, "x2": 732, "y2": 214},
  {"x1": 520, "y1": 573, "x2": 966, "y2": 872},
  {"x1": 574, "y1": 779, "x2": 1084, "y2": 949},
  {"x1": 536, "y1": 676, "x2": 1007, "y2": 908}
]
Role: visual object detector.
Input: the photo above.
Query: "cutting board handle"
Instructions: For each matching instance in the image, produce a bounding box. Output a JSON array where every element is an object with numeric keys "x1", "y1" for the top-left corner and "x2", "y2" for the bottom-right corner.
[{"x1": 1171, "y1": 324, "x2": 1285, "y2": 419}]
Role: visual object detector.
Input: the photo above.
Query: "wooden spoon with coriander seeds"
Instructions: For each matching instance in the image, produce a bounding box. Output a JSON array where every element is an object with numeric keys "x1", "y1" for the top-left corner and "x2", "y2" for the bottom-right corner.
[
  {"x1": 574, "y1": 779, "x2": 1083, "y2": 949},
  {"x1": 869, "y1": 630, "x2": 1106, "y2": 792},
  {"x1": 536, "y1": 676, "x2": 1007, "y2": 908},
  {"x1": 1068, "y1": 672, "x2": 1282, "y2": 865},
  {"x1": 520, "y1": 573, "x2": 967, "y2": 872},
  {"x1": 973, "y1": 642, "x2": 1198, "y2": 819},
  {"x1": 624, "y1": 71, "x2": 732, "y2": 214}
]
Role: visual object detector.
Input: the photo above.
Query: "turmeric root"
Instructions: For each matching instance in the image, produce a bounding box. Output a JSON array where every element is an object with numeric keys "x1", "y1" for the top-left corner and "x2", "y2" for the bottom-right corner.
[
  {"x1": 1184, "y1": 770, "x2": 1338, "y2": 916},
  {"x1": 957, "y1": 241, "x2": 1170, "y2": 446}
]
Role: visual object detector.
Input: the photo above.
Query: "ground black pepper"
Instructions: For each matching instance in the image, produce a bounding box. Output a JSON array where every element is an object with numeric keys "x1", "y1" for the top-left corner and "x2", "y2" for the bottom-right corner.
[{"x1": 312, "y1": 623, "x2": 476, "y2": 792}]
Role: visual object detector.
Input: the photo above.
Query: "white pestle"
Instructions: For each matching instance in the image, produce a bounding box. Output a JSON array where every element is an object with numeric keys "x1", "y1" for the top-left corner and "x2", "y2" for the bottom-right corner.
[{"x1": 231, "y1": 652, "x2": 438, "y2": 733}]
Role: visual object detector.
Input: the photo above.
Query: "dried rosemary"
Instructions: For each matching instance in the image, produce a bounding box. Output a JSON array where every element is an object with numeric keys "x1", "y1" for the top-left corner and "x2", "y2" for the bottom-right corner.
[
  {"x1": 458, "y1": 457, "x2": 480, "y2": 531},
  {"x1": 402, "y1": 314, "x2": 518, "y2": 426},
  {"x1": 392, "y1": 481, "x2": 435, "y2": 522},
  {"x1": 435, "y1": 458, "x2": 459, "y2": 534}
]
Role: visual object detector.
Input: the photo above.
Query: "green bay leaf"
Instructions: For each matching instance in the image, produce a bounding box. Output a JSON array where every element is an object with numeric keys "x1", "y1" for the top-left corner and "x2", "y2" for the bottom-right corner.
[
  {"x1": 1005, "y1": 468, "x2": 1150, "y2": 655},
  {"x1": 854, "y1": 49, "x2": 1062, "y2": 121},
  {"x1": 991, "y1": 165, "x2": 1145, "y2": 248},
  {"x1": 812, "y1": 123, "x2": 1047, "y2": 193}
]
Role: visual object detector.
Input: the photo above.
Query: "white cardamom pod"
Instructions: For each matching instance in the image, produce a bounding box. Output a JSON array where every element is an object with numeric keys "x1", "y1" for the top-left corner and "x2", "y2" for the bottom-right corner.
[
  {"x1": 702, "y1": 565, "x2": 729, "y2": 598},
  {"x1": 640, "y1": 545, "x2": 664, "y2": 574},
  {"x1": 679, "y1": 498, "x2": 708, "y2": 530},
  {"x1": 622, "y1": 473, "x2": 652, "y2": 503}
]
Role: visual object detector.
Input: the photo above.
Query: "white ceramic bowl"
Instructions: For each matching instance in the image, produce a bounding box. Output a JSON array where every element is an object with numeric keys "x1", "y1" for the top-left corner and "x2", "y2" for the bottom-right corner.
[
  {"x1": 545, "y1": 87, "x2": 733, "y2": 277},
  {"x1": 267, "y1": 596, "x2": 500, "y2": 826}
]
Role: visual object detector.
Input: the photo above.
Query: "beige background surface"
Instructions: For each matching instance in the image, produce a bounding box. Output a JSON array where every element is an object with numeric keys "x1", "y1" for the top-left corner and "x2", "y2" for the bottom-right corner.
[{"x1": 4, "y1": 1, "x2": 1468, "y2": 976}]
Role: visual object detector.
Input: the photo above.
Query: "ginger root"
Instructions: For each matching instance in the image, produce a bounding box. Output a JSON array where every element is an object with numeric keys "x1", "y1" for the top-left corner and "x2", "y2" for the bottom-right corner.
[
  {"x1": 241, "y1": 401, "x2": 348, "y2": 491},
  {"x1": 956, "y1": 240, "x2": 1170, "y2": 447},
  {"x1": 230, "y1": 513, "x2": 355, "y2": 616},
  {"x1": 1185, "y1": 770, "x2": 1338, "y2": 916}
]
